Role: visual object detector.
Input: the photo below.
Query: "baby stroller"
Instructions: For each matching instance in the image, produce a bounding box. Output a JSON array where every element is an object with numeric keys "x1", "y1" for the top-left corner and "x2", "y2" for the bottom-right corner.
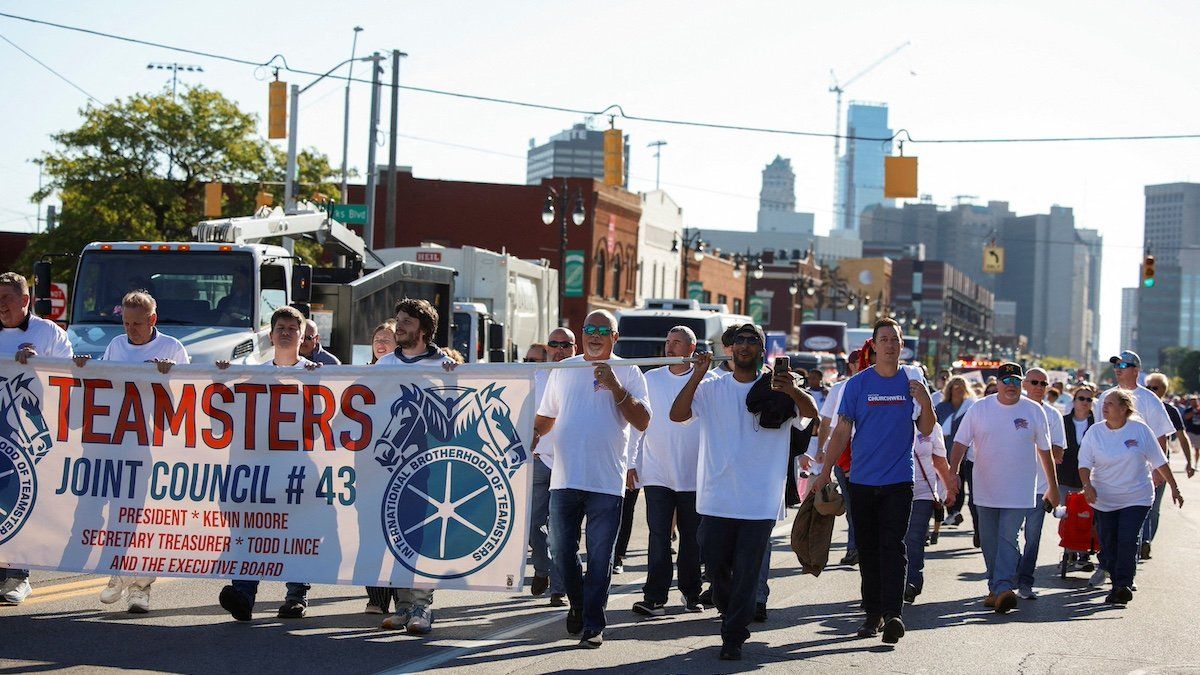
[{"x1": 1058, "y1": 491, "x2": 1098, "y2": 577}]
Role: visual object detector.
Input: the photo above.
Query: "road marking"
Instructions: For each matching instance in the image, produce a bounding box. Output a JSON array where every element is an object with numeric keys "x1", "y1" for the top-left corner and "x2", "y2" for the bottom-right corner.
[{"x1": 377, "y1": 519, "x2": 794, "y2": 674}]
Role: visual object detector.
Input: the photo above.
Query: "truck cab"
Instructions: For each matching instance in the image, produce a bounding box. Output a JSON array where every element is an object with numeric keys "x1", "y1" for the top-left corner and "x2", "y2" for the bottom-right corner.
[{"x1": 615, "y1": 299, "x2": 753, "y2": 361}]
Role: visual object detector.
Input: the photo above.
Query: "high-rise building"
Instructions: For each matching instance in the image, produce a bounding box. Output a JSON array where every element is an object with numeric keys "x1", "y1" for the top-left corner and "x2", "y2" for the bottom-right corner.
[
  {"x1": 526, "y1": 123, "x2": 629, "y2": 186},
  {"x1": 1121, "y1": 287, "x2": 1139, "y2": 351},
  {"x1": 757, "y1": 156, "x2": 814, "y2": 235},
  {"x1": 836, "y1": 102, "x2": 892, "y2": 233},
  {"x1": 1136, "y1": 183, "x2": 1200, "y2": 367}
]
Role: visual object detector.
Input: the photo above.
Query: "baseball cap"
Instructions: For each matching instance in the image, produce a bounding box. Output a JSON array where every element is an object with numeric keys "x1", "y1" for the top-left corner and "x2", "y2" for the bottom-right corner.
[
  {"x1": 997, "y1": 362, "x2": 1024, "y2": 380},
  {"x1": 1108, "y1": 350, "x2": 1141, "y2": 368},
  {"x1": 730, "y1": 323, "x2": 765, "y2": 344}
]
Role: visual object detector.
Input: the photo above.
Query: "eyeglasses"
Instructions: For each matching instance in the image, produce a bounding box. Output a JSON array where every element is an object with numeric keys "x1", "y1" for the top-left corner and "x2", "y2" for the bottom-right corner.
[
  {"x1": 1000, "y1": 376, "x2": 1022, "y2": 386},
  {"x1": 1148, "y1": 386, "x2": 1164, "y2": 393},
  {"x1": 1027, "y1": 379, "x2": 1048, "y2": 387},
  {"x1": 523, "y1": 358, "x2": 544, "y2": 363},
  {"x1": 582, "y1": 324, "x2": 613, "y2": 336},
  {"x1": 1074, "y1": 397, "x2": 1094, "y2": 402},
  {"x1": 1114, "y1": 363, "x2": 1135, "y2": 370},
  {"x1": 731, "y1": 334, "x2": 762, "y2": 345},
  {"x1": 302, "y1": 335, "x2": 316, "y2": 342},
  {"x1": 547, "y1": 340, "x2": 575, "y2": 348}
]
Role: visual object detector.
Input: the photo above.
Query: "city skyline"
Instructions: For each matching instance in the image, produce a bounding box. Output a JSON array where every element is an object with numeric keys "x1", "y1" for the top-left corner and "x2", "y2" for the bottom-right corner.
[{"x1": 3, "y1": 2, "x2": 1199, "y2": 362}]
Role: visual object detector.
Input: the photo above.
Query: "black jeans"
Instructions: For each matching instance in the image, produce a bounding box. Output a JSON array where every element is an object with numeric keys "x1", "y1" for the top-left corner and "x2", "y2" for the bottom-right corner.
[
  {"x1": 643, "y1": 486, "x2": 702, "y2": 604},
  {"x1": 697, "y1": 515, "x2": 774, "y2": 646},
  {"x1": 952, "y1": 459, "x2": 980, "y2": 528},
  {"x1": 614, "y1": 488, "x2": 640, "y2": 561},
  {"x1": 849, "y1": 481, "x2": 913, "y2": 620}
]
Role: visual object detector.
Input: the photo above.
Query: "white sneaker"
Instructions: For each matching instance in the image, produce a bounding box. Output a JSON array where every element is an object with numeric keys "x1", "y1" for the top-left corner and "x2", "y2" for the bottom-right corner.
[
  {"x1": 1016, "y1": 585, "x2": 1038, "y2": 599},
  {"x1": 365, "y1": 603, "x2": 384, "y2": 615},
  {"x1": 127, "y1": 586, "x2": 150, "y2": 613},
  {"x1": 381, "y1": 609, "x2": 410, "y2": 630},
  {"x1": 1088, "y1": 568, "x2": 1108, "y2": 588},
  {"x1": 2, "y1": 579, "x2": 32, "y2": 604},
  {"x1": 406, "y1": 604, "x2": 433, "y2": 635},
  {"x1": 99, "y1": 575, "x2": 128, "y2": 604}
]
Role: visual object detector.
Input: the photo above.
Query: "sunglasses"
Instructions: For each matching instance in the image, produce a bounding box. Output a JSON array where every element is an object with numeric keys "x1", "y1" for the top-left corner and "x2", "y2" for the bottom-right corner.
[
  {"x1": 1074, "y1": 396, "x2": 1094, "y2": 402},
  {"x1": 1000, "y1": 376, "x2": 1022, "y2": 386},
  {"x1": 547, "y1": 340, "x2": 575, "y2": 348},
  {"x1": 302, "y1": 335, "x2": 316, "y2": 342},
  {"x1": 1027, "y1": 379, "x2": 1048, "y2": 387},
  {"x1": 1114, "y1": 363, "x2": 1135, "y2": 369},
  {"x1": 582, "y1": 325, "x2": 613, "y2": 336},
  {"x1": 523, "y1": 357, "x2": 544, "y2": 363},
  {"x1": 732, "y1": 334, "x2": 763, "y2": 345}
]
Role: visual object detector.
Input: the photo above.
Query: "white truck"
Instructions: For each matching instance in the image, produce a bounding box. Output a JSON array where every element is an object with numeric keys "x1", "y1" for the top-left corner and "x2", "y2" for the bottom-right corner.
[
  {"x1": 35, "y1": 203, "x2": 455, "y2": 364},
  {"x1": 374, "y1": 244, "x2": 558, "y2": 363},
  {"x1": 614, "y1": 298, "x2": 753, "y2": 359}
]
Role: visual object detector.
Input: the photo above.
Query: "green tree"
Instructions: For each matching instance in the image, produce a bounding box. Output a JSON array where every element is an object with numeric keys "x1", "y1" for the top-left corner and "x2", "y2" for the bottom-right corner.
[
  {"x1": 19, "y1": 86, "x2": 342, "y2": 277},
  {"x1": 1038, "y1": 355, "x2": 1079, "y2": 372},
  {"x1": 1179, "y1": 350, "x2": 1200, "y2": 394}
]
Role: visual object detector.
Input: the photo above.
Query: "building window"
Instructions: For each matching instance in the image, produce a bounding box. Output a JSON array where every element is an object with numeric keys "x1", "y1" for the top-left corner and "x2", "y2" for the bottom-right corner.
[
  {"x1": 733, "y1": 298, "x2": 743, "y2": 314},
  {"x1": 718, "y1": 293, "x2": 728, "y2": 307},
  {"x1": 612, "y1": 255, "x2": 623, "y2": 301},
  {"x1": 702, "y1": 290, "x2": 712, "y2": 304},
  {"x1": 595, "y1": 250, "x2": 606, "y2": 297}
]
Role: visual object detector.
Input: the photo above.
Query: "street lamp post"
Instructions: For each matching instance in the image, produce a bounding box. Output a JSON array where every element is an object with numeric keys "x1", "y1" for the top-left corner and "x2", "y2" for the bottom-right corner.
[
  {"x1": 542, "y1": 179, "x2": 586, "y2": 327},
  {"x1": 673, "y1": 231, "x2": 705, "y2": 299},
  {"x1": 339, "y1": 27, "x2": 363, "y2": 205}
]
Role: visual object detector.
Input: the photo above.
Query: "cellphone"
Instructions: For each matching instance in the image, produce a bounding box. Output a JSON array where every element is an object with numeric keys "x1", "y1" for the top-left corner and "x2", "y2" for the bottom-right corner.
[
  {"x1": 1042, "y1": 497, "x2": 1054, "y2": 514},
  {"x1": 773, "y1": 356, "x2": 790, "y2": 376}
]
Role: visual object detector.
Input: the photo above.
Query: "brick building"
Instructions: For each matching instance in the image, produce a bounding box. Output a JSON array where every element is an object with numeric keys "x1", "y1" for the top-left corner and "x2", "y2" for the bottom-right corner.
[{"x1": 683, "y1": 253, "x2": 745, "y2": 314}]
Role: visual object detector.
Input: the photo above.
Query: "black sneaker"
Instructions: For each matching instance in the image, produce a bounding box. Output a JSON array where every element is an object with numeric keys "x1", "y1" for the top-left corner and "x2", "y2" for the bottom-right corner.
[
  {"x1": 952, "y1": 512, "x2": 964, "y2": 526},
  {"x1": 881, "y1": 616, "x2": 905, "y2": 644},
  {"x1": 839, "y1": 550, "x2": 859, "y2": 566},
  {"x1": 578, "y1": 630, "x2": 603, "y2": 649},
  {"x1": 218, "y1": 585, "x2": 252, "y2": 622},
  {"x1": 277, "y1": 599, "x2": 307, "y2": 619},
  {"x1": 856, "y1": 615, "x2": 883, "y2": 638},
  {"x1": 718, "y1": 643, "x2": 742, "y2": 660},
  {"x1": 1139, "y1": 542, "x2": 1152, "y2": 560},
  {"x1": 903, "y1": 584, "x2": 919, "y2": 604},
  {"x1": 1113, "y1": 586, "x2": 1134, "y2": 604},
  {"x1": 683, "y1": 596, "x2": 703, "y2": 613},
  {"x1": 973, "y1": 530, "x2": 981, "y2": 548},
  {"x1": 566, "y1": 606, "x2": 584, "y2": 635},
  {"x1": 632, "y1": 600, "x2": 666, "y2": 617},
  {"x1": 549, "y1": 593, "x2": 566, "y2": 607},
  {"x1": 753, "y1": 602, "x2": 767, "y2": 622},
  {"x1": 928, "y1": 530, "x2": 939, "y2": 545},
  {"x1": 697, "y1": 587, "x2": 715, "y2": 608},
  {"x1": 1080, "y1": 559, "x2": 1096, "y2": 573},
  {"x1": 531, "y1": 575, "x2": 549, "y2": 597}
]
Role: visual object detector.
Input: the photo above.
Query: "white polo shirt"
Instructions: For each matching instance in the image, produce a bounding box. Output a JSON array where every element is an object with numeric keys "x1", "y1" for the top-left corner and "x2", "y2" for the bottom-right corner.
[{"x1": 0, "y1": 313, "x2": 72, "y2": 358}]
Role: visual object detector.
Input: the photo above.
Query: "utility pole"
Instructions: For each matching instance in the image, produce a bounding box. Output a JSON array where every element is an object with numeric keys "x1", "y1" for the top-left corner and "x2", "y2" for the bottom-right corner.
[
  {"x1": 364, "y1": 52, "x2": 383, "y2": 252},
  {"x1": 385, "y1": 49, "x2": 407, "y2": 249},
  {"x1": 340, "y1": 27, "x2": 363, "y2": 205},
  {"x1": 647, "y1": 140, "x2": 667, "y2": 190}
]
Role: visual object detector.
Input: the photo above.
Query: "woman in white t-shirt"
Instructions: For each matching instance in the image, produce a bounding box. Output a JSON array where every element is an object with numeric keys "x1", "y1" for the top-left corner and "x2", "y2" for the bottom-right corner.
[
  {"x1": 1078, "y1": 389, "x2": 1183, "y2": 605},
  {"x1": 903, "y1": 422, "x2": 957, "y2": 604}
]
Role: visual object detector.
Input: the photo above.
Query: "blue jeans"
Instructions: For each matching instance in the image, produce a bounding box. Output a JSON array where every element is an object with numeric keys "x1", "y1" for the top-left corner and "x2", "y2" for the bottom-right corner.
[
  {"x1": 0, "y1": 568, "x2": 29, "y2": 581},
  {"x1": 529, "y1": 459, "x2": 565, "y2": 594},
  {"x1": 698, "y1": 515, "x2": 774, "y2": 646},
  {"x1": 834, "y1": 465, "x2": 856, "y2": 552},
  {"x1": 904, "y1": 499, "x2": 935, "y2": 593},
  {"x1": 1096, "y1": 505, "x2": 1151, "y2": 589},
  {"x1": 549, "y1": 488, "x2": 623, "y2": 634},
  {"x1": 643, "y1": 486, "x2": 702, "y2": 604},
  {"x1": 1018, "y1": 493, "x2": 1046, "y2": 588},
  {"x1": 231, "y1": 580, "x2": 310, "y2": 607},
  {"x1": 1140, "y1": 482, "x2": 1166, "y2": 544},
  {"x1": 976, "y1": 506, "x2": 1025, "y2": 594}
]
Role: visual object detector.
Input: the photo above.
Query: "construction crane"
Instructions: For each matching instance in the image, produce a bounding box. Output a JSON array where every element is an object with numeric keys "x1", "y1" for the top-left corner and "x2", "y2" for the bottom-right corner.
[{"x1": 829, "y1": 41, "x2": 911, "y2": 230}]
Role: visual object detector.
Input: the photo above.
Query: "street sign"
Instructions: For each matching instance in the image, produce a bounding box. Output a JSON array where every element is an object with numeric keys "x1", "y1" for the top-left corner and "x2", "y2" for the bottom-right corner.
[
  {"x1": 749, "y1": 296, "x2": 765, "y2": 324},
  {"x1": 983, "y1": 245, "x2": 1005, "y2": 274},
  {"x1": 48, "y1": 282, "x2": 67, "y2": 321},
  {"x1": 564, "y1": 250, "x2": 584, "y2": 297},
  {"x1": 332, "y1": 204, "x2": 368, "y2": 225},
  {"x1": 687, "y1": 280, "x2": 704, "y2": 301}
]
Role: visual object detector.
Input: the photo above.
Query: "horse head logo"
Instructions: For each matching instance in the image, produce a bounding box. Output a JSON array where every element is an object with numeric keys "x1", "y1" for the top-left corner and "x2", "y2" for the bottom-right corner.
[
  {"x1": 374, "y1": 384, "x2": 427, "y2": 470},
  {"x1": 0, "y1": 373, "x2": 51, "y2": 463}
]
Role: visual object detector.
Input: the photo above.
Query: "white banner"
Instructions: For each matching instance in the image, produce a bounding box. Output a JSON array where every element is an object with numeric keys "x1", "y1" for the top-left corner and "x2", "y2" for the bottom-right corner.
[{"x1": 0, "y1": 359, "x2": 535, "y2": 592}]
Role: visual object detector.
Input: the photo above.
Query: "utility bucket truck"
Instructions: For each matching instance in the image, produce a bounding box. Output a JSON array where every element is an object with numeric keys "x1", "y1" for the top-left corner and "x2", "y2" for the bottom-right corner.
[{"x1": 35, "y1": 203, "x2": 454, "y2": 365}]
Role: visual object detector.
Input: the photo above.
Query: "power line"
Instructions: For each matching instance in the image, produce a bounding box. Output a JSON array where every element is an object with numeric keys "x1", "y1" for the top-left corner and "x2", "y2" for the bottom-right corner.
[
  {"x1": 0, "y1": 31, "x2": 100, "y2": 102},
  {"x1": 4, "y1": 11, "x2": 1200, "y2": 146}
]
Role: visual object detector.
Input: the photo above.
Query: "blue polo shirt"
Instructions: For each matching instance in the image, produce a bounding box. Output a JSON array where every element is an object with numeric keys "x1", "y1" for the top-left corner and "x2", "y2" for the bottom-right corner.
[{"x1": 838, "y1": 367, "x2": 918, "y2": 486}]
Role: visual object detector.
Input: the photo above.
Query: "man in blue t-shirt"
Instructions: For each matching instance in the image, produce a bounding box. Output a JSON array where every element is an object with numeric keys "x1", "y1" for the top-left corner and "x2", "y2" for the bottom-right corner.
[{"x1": 810, "y1": 318, "x2": 935, "y2": 645}]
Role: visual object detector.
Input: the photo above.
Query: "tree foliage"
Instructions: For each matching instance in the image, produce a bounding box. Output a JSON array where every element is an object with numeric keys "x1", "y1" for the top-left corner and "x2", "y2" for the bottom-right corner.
[{"x1": 19, "y1": 86, "x2": 342, "y2": 278}]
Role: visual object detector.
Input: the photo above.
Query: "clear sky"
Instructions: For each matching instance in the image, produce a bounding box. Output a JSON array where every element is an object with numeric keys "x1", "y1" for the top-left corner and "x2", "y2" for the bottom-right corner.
[{"x1": 3, "y1": 1, "x2": 1198, "y2": 362}]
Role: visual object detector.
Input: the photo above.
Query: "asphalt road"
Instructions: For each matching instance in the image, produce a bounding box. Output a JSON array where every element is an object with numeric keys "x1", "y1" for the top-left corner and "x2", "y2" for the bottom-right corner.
[{"x1": 3, "y1": 457, "x2": 1199, "y2": 674}]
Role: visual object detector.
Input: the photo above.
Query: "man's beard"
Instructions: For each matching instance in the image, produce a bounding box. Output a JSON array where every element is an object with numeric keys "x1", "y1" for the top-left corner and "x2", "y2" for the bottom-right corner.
[
  {"x1": 397, "y1": 332, "x2": 419, "y2": 350},
  {"x1": 733, "y1": 353, "x2": 759, "y2": 371}
]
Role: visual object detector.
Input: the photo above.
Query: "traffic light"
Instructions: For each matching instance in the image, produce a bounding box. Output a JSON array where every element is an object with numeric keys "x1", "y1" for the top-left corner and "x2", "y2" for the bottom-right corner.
[
  {"x1": 1142, "y1": 254, "x2": 1156, "y2": 288},
  {"x1": 268, "y1": 80, "x2": 287, "y2": 139},
  {"x1": 203, "y1": 182, "x2": 222, "y2": 217},
  {"x1": 884, "y1": 156, "x2": 918, "y2": 198},
  {"x1": 603, "y1": 127, "x2": 624, "y2": 187}
]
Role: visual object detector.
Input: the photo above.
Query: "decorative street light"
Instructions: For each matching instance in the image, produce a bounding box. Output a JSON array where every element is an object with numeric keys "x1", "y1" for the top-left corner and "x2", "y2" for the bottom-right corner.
[
  {"x1": 673, "y1": 230, "x2": 705, "y2": 298},
  {"x1": 543, "y1": 179, "x2": 586, "y2": 326}
]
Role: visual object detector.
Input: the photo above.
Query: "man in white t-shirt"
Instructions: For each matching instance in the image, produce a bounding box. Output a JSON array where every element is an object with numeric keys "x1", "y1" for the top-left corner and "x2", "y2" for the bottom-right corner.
[
  {"x1": 534, "y1": 310, "x2": 650, "y2": 649},
  {"x1": 217, "y1": 306, "x2": 319, "y2": 623},
  {"x1": 1016, "y1": 368, "x2": 1067, "y2": 599},
  {"x1": 74, "y1": 291, "x2": 189, "y2": 612},
  {"x1": 528, "y1": 327, "x2": 575, "y2": 606},
  {"x1": 1097, "y1": 350, "x2": 1175, "y2": 454},
  {"x1": 0, "y1": 271, "x2": 72, "y2": 605},
  {"x1": 949, "y1": 362, "x2": 1058, "y2": 615},
  {"x1": 371, "y1": 298, "x2": 454, "y2": 634},
  {"x1": 629, "y1": 326, "x2": 712, "y2": 617},
  {"x1": 670, "y1": 323, "x2": 816, "y2": 661}
]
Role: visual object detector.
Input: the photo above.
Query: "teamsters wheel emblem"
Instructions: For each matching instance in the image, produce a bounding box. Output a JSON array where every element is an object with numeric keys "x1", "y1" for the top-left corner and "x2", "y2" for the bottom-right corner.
[
  {"x1": 0, "y1": 374, "x2": 53, "y2": 546},
  {"x1": 375, "y1": 383, "x2": 526, "y2": 580}
]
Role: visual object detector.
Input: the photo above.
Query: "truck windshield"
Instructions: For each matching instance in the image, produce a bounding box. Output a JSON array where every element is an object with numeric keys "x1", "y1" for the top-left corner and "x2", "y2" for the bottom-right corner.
[
  {"x1": 617, "y1": 316, "x2": 709, "y2": 339},
  {"x1": 72, "y1": 251, "x2": 256, "y2": 327}
]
